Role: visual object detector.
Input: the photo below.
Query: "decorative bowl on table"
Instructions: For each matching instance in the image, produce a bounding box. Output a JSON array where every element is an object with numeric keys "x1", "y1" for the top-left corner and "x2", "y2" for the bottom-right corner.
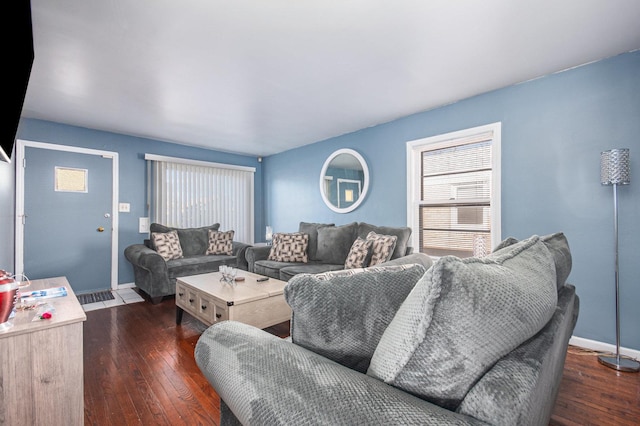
[{"x1": 219, "y1": 266, "x2": 237, "y2": 286}]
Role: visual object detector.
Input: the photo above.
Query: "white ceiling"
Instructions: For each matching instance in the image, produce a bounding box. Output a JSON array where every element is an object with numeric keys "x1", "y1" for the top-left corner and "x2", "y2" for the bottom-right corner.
[{"x1": 23, "y1": 0, "x2": 640, "y2": 157}]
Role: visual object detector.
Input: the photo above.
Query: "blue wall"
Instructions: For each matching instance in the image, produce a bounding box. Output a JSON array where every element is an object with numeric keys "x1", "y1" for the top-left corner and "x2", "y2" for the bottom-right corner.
[
  {"x1": 263, "y1": 51, "x2": 640, "y2": 351},
  {"x1": 15, "y1": 119, "x2": 263, "y2": 285},
  {"x1": 3, "y1": 51, "x2": 637, "y2": 351}
]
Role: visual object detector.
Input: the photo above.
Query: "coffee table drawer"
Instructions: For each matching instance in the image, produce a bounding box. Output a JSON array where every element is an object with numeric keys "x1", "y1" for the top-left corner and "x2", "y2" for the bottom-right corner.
[{"x1": 199, "y1": 295, "x2": 229, "y2": 324}]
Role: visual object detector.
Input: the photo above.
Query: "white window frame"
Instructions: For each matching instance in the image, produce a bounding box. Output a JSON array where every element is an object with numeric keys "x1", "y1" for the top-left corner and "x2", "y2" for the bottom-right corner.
[
  {"x1": 406, "y1": 122, "x2": 501, "y2": 257},
  {"x1": 145, "y1": 153, "x2": 255, "y2": 244}
]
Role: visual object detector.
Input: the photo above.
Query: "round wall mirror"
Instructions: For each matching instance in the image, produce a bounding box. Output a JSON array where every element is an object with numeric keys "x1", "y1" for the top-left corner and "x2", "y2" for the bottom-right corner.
[{"x1": 319, "y1": 148, "x2": 369, "y2": 213}]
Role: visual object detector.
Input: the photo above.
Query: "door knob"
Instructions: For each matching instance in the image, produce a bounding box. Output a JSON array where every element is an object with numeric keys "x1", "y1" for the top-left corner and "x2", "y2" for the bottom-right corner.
[{"x1": 97, "y1": 227, "x2": 104, "y2": 232}]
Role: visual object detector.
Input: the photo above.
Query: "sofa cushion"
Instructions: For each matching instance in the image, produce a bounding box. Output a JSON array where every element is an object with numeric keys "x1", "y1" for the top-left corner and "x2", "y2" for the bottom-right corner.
[
  {"x1": 167, "y1": 254, "x2": 236, "y2": 279},
  {"x1": 268, "y1": 233, "x2": 309, "y2": 263},
  {"x1": 253, "y1": 259, "x2": 299, "y2": 280},
  {"x1": 316, "y1": 222, "x2": 358, "y2": 265},
  {"x1": 366, "y1": 231, "x2": 398, "y2": 266},
  {"x1": 493, "y1": 232, "x2": 572, "y2": 291},
  {"x1": 285, "y1": 263, "x2": 427, "y2": 373},
  {"x1": 345, "y1": 237, "x2": 373, "y2": 269},
  {"x1": 357, "y1": 223, "x2": 411, "y2": 259},
  {"x1": 367, "y1": 235, "x2": 558, "y2": 410},
  {"x1": 150, "y1": 223, "x2": 221, "y2": 256},
  {"x1": 279, "y1": 262, "x2": 344, "y2": 282},
  {"x1": 206, "y1": 230, "x2": 234, "y2": 255},
  {"x1": 151, "y1": 230, "x2": 183, "y2": 261},
  {"x1": 298, "y1": 222, "x2": 335, "y2": 261}
]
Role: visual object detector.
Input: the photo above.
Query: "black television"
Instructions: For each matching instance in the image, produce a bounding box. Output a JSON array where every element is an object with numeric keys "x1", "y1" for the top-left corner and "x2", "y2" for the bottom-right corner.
[{"x1": 2, "y1": 0, "x2": 34, "y2": 163}]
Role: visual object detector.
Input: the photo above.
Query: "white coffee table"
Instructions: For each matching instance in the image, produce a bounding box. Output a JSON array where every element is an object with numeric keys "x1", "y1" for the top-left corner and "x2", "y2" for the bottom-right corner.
[{"x1": 175, "y1": 271, "x2": 291, "y2": 329}]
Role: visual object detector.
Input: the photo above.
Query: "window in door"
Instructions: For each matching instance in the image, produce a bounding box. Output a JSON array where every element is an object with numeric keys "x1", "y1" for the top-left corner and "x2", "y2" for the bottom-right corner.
[{"x1": 407, "y1": 123, "x2": 501, "y2": 258}]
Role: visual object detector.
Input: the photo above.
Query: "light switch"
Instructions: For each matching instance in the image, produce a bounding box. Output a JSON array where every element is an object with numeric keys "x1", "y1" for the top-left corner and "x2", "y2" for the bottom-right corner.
[
  {"x1": 119, "y1": 202, "x2": 130, "y2": 212},
  {"x1": 139, "y1": 217, "x2": 150, "y2": 233}
]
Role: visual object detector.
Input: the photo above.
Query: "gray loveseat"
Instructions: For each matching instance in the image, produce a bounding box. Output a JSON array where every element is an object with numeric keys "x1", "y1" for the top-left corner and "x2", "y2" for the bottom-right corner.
[
  {"x1": 195, "y1": 233, "x2": 579, "y2": 425},
  {"x1": 246, "y1": 221, "x2": 420, "y2": 281},
  {"x1": 124, "y1": 223, "x2": 251, "y2": 304}
]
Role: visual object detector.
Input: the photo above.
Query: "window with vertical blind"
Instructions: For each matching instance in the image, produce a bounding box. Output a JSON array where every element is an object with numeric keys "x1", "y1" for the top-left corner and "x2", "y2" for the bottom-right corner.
[
  {"x1": 145, "y1": 154, "x2": 255, "y2": 243},
  {"x1": 406, "y1": 123, "x2": 501, "y2": 258}
]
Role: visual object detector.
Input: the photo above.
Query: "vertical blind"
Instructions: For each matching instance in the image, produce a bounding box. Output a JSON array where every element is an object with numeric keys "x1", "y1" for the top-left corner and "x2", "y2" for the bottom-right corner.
[
  {"x1": 146, "y1": 154, "x2": 255, "y2": 243},
  {"x1": 419, "y1": 132, "x2": 493, "y2": 258}
]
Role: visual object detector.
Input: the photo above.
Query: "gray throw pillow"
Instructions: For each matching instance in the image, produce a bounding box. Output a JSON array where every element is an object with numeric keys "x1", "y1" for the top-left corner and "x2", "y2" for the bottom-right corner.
[
  {"x1": 298, "y1": 222, "x2": 334, "y2": 261},
  {"x1": 493, "y1": 232, "x2": 572, "y2": 290},
  {"x1": 316, "y1": 222, "x2": 358, "y2": 265},
  {"x1": 367, "y1": 235, "x2": 558, "y2": 410},
  {"x1": 285, "y1": 264, "x2": 427, "y2": 373}
]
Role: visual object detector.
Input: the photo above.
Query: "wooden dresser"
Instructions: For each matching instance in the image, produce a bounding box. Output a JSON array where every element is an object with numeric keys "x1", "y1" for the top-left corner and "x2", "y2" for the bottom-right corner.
[{"x1": 0, "y1": 276, "x2": 86, "y2": 425}]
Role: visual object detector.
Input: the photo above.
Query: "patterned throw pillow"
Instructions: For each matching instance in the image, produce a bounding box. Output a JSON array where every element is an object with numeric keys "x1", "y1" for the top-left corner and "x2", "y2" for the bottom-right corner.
[
  {"x1": 151, "y1": 230, "x2": 183, "y2": 261},
  {"x1": 344, "y1": 238, "x2": 373, "y2": 269},
  {"x1": 366, "y1": 231, "x2": 397, "y2": 266},
  {"x1": 206, "y1": 230, "x2": 234, "y2": 255},
  {"x1": 268, "y1": 233, "x2": 309, "y2": 263}
]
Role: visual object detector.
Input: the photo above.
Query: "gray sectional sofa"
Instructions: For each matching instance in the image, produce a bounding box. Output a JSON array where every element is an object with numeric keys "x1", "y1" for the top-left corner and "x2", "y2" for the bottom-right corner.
[
  {"x1": 124, "y1": 223, "x2": 251, "y2": 304},
  {"x1": 195, "y1": 233, "x2": 579, "y2": 425},
  {"x1": 246, "y1": 221, "x2": 429, "y2": 281}
]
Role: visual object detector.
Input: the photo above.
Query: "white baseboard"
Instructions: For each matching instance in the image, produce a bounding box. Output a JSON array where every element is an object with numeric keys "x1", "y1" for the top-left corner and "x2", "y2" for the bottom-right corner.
[
  {"x1": 117, "y1": 282, "x2": 136, "y2": 289},
  {"x1": 570, "y1": 336, "x2": 640, "y2": 360}
]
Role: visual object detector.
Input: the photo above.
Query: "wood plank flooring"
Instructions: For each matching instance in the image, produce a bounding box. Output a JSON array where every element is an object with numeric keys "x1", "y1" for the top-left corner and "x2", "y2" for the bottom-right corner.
[{"x1": 84, "y1": 296, "x2": 639, "y2": 425}]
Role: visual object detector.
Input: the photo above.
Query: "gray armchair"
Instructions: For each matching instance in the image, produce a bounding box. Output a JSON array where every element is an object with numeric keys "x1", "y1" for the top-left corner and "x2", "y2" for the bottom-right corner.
[{"x1": 195, "y1": 234, "x2": 579, "y2": 425}]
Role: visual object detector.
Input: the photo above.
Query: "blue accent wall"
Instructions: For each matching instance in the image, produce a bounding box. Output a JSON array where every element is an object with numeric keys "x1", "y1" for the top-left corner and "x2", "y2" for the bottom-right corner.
[
  {"x1": 263, "y1": 51, "x2": 640, "y2": 350},
  {"x1": 16, "y1": 119, "x2": 263, "y2": 285}
]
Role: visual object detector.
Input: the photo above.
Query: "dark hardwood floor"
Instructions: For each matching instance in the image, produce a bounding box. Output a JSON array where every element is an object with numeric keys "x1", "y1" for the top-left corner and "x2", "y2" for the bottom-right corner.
[{"x1": 84, "y1": 296, "x2": 640, "y2": 425}]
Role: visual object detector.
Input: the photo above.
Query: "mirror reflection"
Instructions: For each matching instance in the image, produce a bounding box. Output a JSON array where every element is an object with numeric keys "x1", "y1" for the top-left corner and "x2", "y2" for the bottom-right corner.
[{"x1": 319, "y1": 149, "x2": 369, "y2": 213}]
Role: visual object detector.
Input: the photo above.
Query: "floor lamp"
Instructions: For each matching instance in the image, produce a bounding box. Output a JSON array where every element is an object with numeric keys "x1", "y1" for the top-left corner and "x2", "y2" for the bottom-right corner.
[{"x1": 598, "y1": 148, "x2": 639, "y2": 373}]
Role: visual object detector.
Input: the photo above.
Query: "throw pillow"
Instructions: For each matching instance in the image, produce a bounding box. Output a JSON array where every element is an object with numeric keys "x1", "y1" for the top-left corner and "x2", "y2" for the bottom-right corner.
[
  {"x1": 493, "y1": 232, "x2": 572, "y2": 290},
  {"x1": 206, "y1": 230, "x2": 234, "y2": 255},
  {"x1": 366, "y1": 231, "x2": 397, "y2": 266},
  {"x1": 151, "y1": 230, "x2": 183, "y2": 261},
  {"x1": 298, "y1": 222, "x2": 335, "y2": 261},
  {"x1": 316, "y1": 222, "x2": 358, "y2": 265},
  {"x1": 285, "y1": 264, "x2": 427, "y2": 373},
  {"x1": 344, "y1": 238, "x2": 373, "y2": 269},
  {"x1": 268, "y1": 233, "x2": 309, "y2": 263},
  {"x1": 357, "y1": 223, "x2": 412, "y2": 259},
  {"x1": 367, "y1": 235, "x2": 558, "y2": 410}
]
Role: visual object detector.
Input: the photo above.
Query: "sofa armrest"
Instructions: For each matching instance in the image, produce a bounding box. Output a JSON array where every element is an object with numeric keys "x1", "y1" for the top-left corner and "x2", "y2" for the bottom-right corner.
[
  {"x1": 195, "y1": 321, "x2": 486, "y2": 425},
  {"x1": 381, "y1": 252, "x2": 432, "y2": 269},
  {"x1": 232, "y1": 241, "x2": 251, "y2": 271},
  {"x1": 244, "y1": 245, "x2": 272, "y2": 273},
  {"x1": 124, "y1": 244, "x2": 167, "y2": 274},
  {"x1": 458, "y1": 284, "x2": 579, "y2": 426}
]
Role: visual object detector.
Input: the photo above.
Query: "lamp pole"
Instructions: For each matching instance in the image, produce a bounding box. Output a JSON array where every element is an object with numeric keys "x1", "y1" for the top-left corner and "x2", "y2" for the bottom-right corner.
[{"x1": 597, "y1": 148, "x2": 639, "y2": 373}]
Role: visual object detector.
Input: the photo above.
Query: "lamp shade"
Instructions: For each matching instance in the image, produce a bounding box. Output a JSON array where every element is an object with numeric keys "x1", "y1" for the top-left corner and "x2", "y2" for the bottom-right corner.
[{"x1": 600, "y1": 148, "x2": 630, "y2": 185}]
